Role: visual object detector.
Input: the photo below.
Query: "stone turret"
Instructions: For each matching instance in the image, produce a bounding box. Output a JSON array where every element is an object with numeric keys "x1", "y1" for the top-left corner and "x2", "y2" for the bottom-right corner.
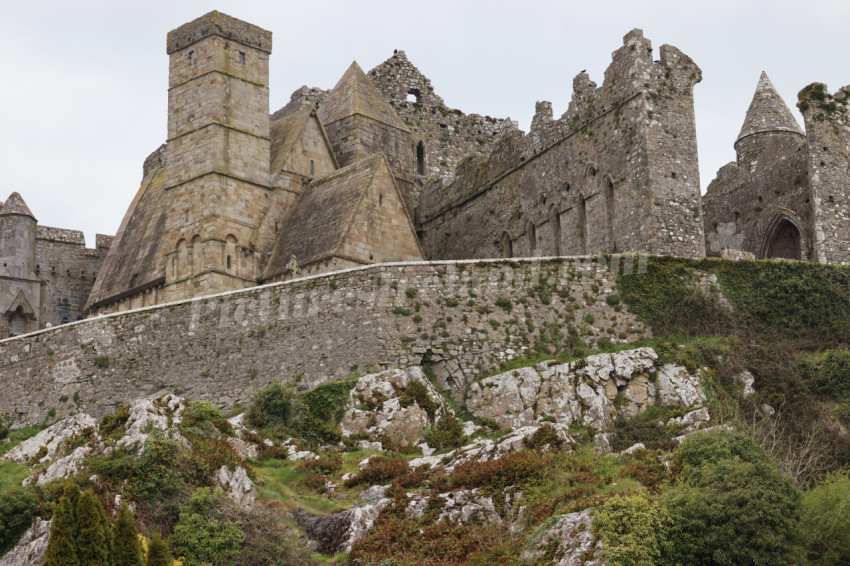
[
  {"x1": 162, "y1": 11, "x2": 274, "y2": 302},
  {"x1": 735, "y1": 72, "x2": 805, "y2": 166},
  {"x1": 0, "y1": 192, "x2": 37, "y2": 279}
]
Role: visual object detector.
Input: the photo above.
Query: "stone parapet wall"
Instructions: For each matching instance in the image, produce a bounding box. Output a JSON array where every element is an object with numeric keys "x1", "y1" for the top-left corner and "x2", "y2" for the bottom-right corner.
[{"x1": 0, "y1": 256, "x2": 650, "y2": 427}]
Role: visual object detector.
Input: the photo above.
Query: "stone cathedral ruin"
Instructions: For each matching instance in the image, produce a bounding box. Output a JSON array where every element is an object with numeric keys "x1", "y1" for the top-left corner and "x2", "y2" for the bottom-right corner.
[{"x1": 1, "y1": 10, "x2": 848, "y2": 338}]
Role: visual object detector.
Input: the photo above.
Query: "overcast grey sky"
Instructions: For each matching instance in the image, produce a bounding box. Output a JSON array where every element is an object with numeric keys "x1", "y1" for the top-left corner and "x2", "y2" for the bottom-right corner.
[{"x1": 1, "y1": 0, "x2": 847, "y2": 246}]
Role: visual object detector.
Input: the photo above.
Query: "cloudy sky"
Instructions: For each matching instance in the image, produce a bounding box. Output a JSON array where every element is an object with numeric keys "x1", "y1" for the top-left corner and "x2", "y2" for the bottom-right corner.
[{"x1": 1, "y1": 0, "x2": 847, "y2": 245}]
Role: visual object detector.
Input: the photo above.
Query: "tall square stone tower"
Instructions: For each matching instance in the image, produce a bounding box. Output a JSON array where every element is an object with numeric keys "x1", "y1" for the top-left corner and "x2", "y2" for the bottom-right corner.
[{"x1": 163, "y1": 11, "x2": 273, "y2": 301}]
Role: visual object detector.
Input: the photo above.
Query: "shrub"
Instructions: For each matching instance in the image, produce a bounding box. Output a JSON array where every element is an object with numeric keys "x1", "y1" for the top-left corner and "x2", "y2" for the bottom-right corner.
[
  {"x1": 802, "y1": 470, "x2": 850, "y2": 565},
  {"x1": 399, "y1": 380, "x2": 438, "y2": 419},
  {"x1": 664, "y1": 431, "x2": 804, "y2": 565},
  {"x1": 172, "y1": 488, "x2": 245, "y2": 566},
  {"x1": 247, "y1": 381, "x2": 294, "y2": 428},
  {"x1": 524, "y1": 424, "x2": 565, "y2": 451},
  {"x1": 423, "y1": 414, "x2": 465, "y2": 450},
  {"x1": 93, "y1": 355, "x2": 110, "y2": 368},
  {"x1": 593, "y1": 493, "x2": 670, "y2": 566},
  {"x1": 495, "y1": 298, "x2": 513, "y2": 312},
  {"x1": 112, "y1": 504, "x2": 143, "y2": 566},
  {"x1": 145, "y1": 532, "x2": 173, "y2": 566},
  {"x1": 346, "y1": 454, "x2": 409, "y2": 487},
  {"x1": 447, "y1": 450, "x2": 549, "y2": 491},
  {"x1": 0, "y1": 414, "x2": 8, "y2": 441},
  {"x1": 76, "y1": 490, "x2": 112, "y2": 565},
  {"x1": 802, "y1": 350, "x2": 850, "y2": 398},
  {"x1": 0, "y1": 487, "x2": 38, "y2": 556}
]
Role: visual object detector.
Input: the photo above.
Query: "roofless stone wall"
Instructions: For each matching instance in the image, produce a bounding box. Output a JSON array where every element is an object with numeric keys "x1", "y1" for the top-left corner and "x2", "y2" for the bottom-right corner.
[{"x1": 0, "y1": 256, "x2": 649, "y2": 427}]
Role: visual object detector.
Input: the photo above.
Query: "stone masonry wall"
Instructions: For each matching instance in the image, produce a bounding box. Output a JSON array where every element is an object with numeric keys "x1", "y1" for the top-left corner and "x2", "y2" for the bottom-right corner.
[
  {"x1": 0, "y1": 256, "x2": 650, "y2": 427},
  {"x1": 417, "y1": 30, "x2": 704, "y2": 261},
  {"x1": 35, "y1": 228, "x2": 111, "y2": 327},
  {"x1": 799, "y1": 84, "x2": 850, "y2": 264},
  {"x1": 368, "y1": 51, "x2": 508, "y2": 182}
]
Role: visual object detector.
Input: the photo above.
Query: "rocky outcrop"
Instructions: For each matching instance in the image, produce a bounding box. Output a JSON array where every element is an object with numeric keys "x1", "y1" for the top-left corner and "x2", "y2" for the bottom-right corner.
[
  {"x1": 524, "y1": 509, "x2": 605, "y2": 565},
  {"x1": 296, "y1": 485, "x2": 392, "y2": 554},
  {"x1": 466, "y1": 348, "x2": 706, "y2": 432},
  {"x1": 3, "y1": 414, "x2": 97, "y2": 464},
  {"x1": 0, "y1": 518, "x2": 51, "y2": 566},
  {"x1": 215, "y1": 465, "x2": 257, "y2": 510},
  {"x1": 409, "y1": 423, "x2": 574, "y2": 472},
  {"x1": 341, "y1": 367, "x2": 455, "y2": 446}
]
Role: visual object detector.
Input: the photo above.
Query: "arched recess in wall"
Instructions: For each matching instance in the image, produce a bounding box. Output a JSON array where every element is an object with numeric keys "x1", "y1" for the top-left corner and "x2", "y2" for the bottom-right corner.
[
  {"x1": 500, "y1": 231, "x2": 513, "y2": 258},
  {"x1": 190, "y1": 235, "x2": 202, "y2": 275},
  {"x1": 549, "y1": 204, "x2": 561, "y2": 256},
  {"x1": 415, "y1": 141, "x2": 426, "y2": 176},
  {"x1": 577, "y1": 192, "x2": 588, "y2": 255},
  {"x1": 175, "y1": 238, "x2": 186, "y2": 279},
  {"x1": 526, "y1": 221, "x2": 536, "y2": 256},
  {"x1": 604, "y1": 176, "x2": 616, "y2": 253},
  {"x1": 225, "y1": 234, "x2": 238, "y2": 273},
  {"x1": 5, "y1": 291, "x2": 34, "y2": 336},
  {"x1": 760, "y1": 212, "x2": 804, "y2": 260}
]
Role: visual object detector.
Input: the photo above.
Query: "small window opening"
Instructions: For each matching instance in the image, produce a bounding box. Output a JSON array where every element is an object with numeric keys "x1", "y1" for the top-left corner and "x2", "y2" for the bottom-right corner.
[
  {"x1": 226, "y1": 255, "x2": 232, "y2": 269},
  {"x1": 188, "y1": 50, "x2": 195, "y2": 65},
  {"x1": 379, "y1": 194, "x2": 384, "y2": 207},
  {"x1": 829, "y1": 195, "x2": 835, "y2": 203},
  {"x1": 274, "y1": 222, "x2": 278, "y2": 232},
  {"x1": 406, "y1": 89, "x2": 421, "y2": 103},
  {"x1": 185, "y1": 211, "x2": 190, "y2": 223},
  {"x1": 239, "y1": 51, "x2": 246, "y2": 64},
  {"x1": 309, "y1": 160, "x2": 314, "y2": 176},
  {"x1": 671, "y1": 171, "x2": 677, "y2": 179},
  {"x1": 416, "y1": 141, "x2": 425, "y2": 175}
]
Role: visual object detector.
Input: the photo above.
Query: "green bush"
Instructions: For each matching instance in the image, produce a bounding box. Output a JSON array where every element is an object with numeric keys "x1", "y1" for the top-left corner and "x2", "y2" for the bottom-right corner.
[
  {"x1": 0, "y1": 487, "x2": 38, "y2": 555},
  {"x1": 593, "y1": 493, "x2": 670, "y2": 566},
  {"x1": 802, "y1": 470, "x2": 850, "y2": 565},
  {"x1": 172, "y1": 489, "x2": 245, "y2": 566},
  {"x1": 346, "y1": 454, "x2": 409, "y2": 487},
  {"x1": 802, "y1": 350, "x2": 850, "y2": 398},
  {"x1": 399, "y1": 380, "x2": 438, "y2": 419},
  {"x1": 145, "y1": 532, "x2": 173, "y2": 566},
  {"x1": 247, "y1": 381, "x2": 294, "y2": 428},
  {"x1": 0, "y1": 414, "x2": 8, "y2": 441},
  {"x1": 76, "y1": 490, "x2": 112, "y2": 565},
  {"x1": 423, "y1": 414, "x2": 465, "y2": 450},
  {"x1": 664, "y1": 431, "x2": 804, "y2": 565},
  {"x1": 112, "y1": 504, "x2": 142, "y2": 566}
]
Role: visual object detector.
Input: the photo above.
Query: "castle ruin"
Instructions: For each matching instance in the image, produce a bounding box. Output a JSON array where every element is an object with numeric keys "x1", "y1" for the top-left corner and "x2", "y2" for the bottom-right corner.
[{"x1": 1, "y1": 10, "x2": 848, "y2": 337}]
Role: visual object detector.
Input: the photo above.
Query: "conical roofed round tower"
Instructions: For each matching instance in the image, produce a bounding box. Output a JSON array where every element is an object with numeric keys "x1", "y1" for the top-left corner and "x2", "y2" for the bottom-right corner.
[{"x1": 735, "y1": 71, "x2": 805, "y2": 164}]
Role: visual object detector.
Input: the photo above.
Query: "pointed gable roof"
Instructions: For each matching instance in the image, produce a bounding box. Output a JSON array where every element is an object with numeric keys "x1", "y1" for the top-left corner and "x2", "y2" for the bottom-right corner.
[
  {"x1": 736, "y1": 72, "x2": 804, "y2": 145},
  {"x1": 269, "y1": 105, "x2": 338, "y2": 174},
  {"x1": 0, "y1": 192, "x2": 36, "y2": 220},
  {"x1": 264, "y1": 154, "x2": 393, "y2": 279},
  {"x1": 317, "y1": 62, "x2": 410, "y2": 132}
]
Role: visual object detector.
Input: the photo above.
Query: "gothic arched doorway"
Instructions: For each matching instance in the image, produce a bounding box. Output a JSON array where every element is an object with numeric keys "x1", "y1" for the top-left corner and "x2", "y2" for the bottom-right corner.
[{"x1": 764, "y1": 218, "x2": 802, "y2": 260}]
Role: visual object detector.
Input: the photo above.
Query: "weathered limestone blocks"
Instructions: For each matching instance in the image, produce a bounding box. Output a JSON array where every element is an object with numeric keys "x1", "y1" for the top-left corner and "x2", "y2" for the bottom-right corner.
[
  {"x1": 466, "y1": 347, "x2": 706, "y2": 432},
  {"x1": 0, "y1": 518, "x2": 51, "y2": 566},
  {"x1": 3, "y1": 413, "x2": 97, "y2": 464},
  {"x1": 341, "y1": 367, "x2": 455, "y2": 447},
  {"x1": 523, "y1": 509, "x2": 605, "y2": 566},
  {"x1": 408, "y1": 423, "x2": 574, "y2": 473}
]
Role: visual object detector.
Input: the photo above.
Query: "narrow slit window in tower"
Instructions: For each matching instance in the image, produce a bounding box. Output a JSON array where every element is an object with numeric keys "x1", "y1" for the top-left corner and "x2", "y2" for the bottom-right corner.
[
  {"x1": 416, "y1": 142, "x2": 425, "y2": 176},
  {"x1": 309, "y1": 160, "x2": 314, "y2": 176},
  {"x1": 226, "y1": 255, "x2": 232, "y2": 270},
  {"x1": 239, "y1": 51, "x2": 246, "y2": 64},
  {"x1": 188, "y1": 50, "x2": 195, "y2": 65}
]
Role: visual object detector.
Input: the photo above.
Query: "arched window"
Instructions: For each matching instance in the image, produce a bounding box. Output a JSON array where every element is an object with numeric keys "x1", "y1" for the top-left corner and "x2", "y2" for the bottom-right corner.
[
  {"x1": 549, "y1": 204, "x2": 561, "y2": 256},
  {"x1": 604, "y1": 179, "x2": 616, "y2": 253},
  {"x1": 416, "y1": 142, "x2": 426, "y2": 176},
  {"x1": 500, "y1": 232, "x2": 513, "y2": 258},
  {"x1": 578, "y1": 195, "x2": 588, "y2": 255}
]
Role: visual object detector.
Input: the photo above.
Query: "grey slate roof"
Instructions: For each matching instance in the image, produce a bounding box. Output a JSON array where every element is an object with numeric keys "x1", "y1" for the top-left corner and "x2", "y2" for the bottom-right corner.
[{"x1": 318, "y1": 62, "x2": 410, "y2": 132}]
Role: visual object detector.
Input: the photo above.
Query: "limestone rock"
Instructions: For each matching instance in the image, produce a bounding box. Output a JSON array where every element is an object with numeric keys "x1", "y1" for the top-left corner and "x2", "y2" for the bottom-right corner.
[
  {"x1": 117, "y1": 394, "x2": 185, "y2": 450},
  {"x1": 3, "y1": 413, "x2": 97, "y2": 464},
  {"x1": 281, "y1": 439, "x2": 318, "y2": 461},
  {"x1": 25, "y1": 446, "x2": 91, "y2": 486},
  {"x1": 656, "y1": 364, "x2": 707, "y2": 408},
  {"x1": 0, "y1": 518, "x2": 51, "y2": 566},
  {"x1": 296, "y1": 485, "x2": 391, "y2": 554},
  {"x1": 437, "y1": 489, "x2": 501, "y2": 525},
  {"x1": 523, "y1": 509, "x2": 605, "y2": 565},
  {"x1": 341, "y1": 367, "x2": 454, "y2": 446},
  {"x1": 466, "y1": 347, "x2": 706, "y2": 435},
  {"x1": 409, "y1": 423, "x2": 574, "y2": 472},
  {"x1": 735, "y1": 370, "x2": 756, "y2": 396},
  {"x1": 215, "y1": 465, "x2": 257, "y2": 510},
  {"x1": 666, "y1": 407, "x2": 711, "y2": 433},
  {"x1": 226, "y1": 436, "x2": 259, "y2": 460}
]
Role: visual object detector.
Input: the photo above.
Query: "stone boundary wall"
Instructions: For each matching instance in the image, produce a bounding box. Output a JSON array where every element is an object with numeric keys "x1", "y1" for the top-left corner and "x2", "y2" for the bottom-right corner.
[{"x1": 0, "y1": 256, "x2": 650, "y2": 427}]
